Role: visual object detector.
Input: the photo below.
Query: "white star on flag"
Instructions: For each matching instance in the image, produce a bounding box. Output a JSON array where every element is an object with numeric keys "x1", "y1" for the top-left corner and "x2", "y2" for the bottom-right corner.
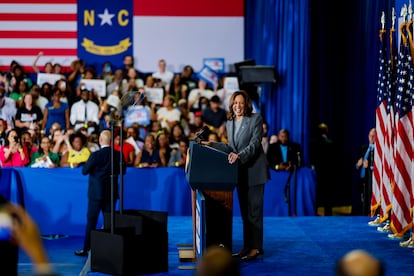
[{"x1": 98, "y1": 8, "x2": 115, "y2": 26}]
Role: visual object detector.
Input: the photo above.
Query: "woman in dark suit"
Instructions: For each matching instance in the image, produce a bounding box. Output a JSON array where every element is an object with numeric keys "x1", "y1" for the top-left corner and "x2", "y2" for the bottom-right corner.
[{"x1": 207, "y1": 90, "x2": 270, "y2": 261}]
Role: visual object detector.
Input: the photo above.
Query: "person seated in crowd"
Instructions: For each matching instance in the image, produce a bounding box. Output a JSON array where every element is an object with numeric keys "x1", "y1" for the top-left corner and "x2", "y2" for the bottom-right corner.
[
  {"x1": 113, "y1": 127, "x2": 136, "y2": 166},
  {"x1": 30, "y1": 136, "x2": 59, "y2": 168},
  {"x1": 51, "y1": 128, "x2": 74, "y2": 160},
  {"x1": 149, "y1": 120, "x2": 163, "y2": 138},
  {"x1": 134, "y1": 133, "x2": 165, "y2": 168},
  {"x1": 125, "y1": 125, "x2": 144, "y2": 155},
  {"x1": 59, "y1": 131, "x2": 90, "y2": 168},
  {"x1": 30, "y1": 84, "x2": 49, "y2": 113},
  {"x1": 14, "y1": 93, "x2": 43, "y2": 135},
  {"x1": 152, "y1": 59, "x2": 174, "y2": 88},
  {"x1": 0, "y1": 86, "x2": 17, "y2": 132},
  {"x1": 70, "y1": 86, "x2": 99, "y2": 135},
  {"x1": 167, "y1": 74, "x2": 188, "y2": 102},
  {"x1": 121, "y1": 67, "x2": 144, "y2": 94},
  {"x1": 177, "y1": 98, "x2": 194, "y2": 137},
  {"x1": 169, "y1": 124, "x2": 185, "y2": 150},
  {"x1": 21, "y1": 130, "x2": 39, "y2": 161},
  {"x1": 189, "y1": 113, "x2": 205, "y2": 140},
  {"x1": 187, "y1": 79, "x2": 215, "y2": 112},
  {"x1": 180, "y1": 65, "x2": 197, "y2": 92},
  {"x1": 152, "y1": 95, "x2": 181, "y2": 134},
  {"x1": 156, "y1": 132, "x2": 172, "y2": 167},
  {"x1": 42, "y1": 88, "x2": 70, "y2": 137},
  {"x1": 0, "y1": 129, "x2": 29, "y2": 167},
  {"x1": 0, "y1": 119, "x2": 7, "y2": 146},
  {"x1": 106, "y1": 69, "x2": 123, "y2": 97},
  {"x1": 208, "y1": 131, "x2": 220, "y2": 143},
  {"x1": 201, "y1": 95, "x2": 227, "y2": 137},
  {"x1": 266, "y1": 129, "x2": 303, "y2": 171},
  {"x1": 31, "y1": 51, "x2": 54, "y2": 74},
  {"x1": 168, "y1": 137, "x2": 189, "y2": 168}
]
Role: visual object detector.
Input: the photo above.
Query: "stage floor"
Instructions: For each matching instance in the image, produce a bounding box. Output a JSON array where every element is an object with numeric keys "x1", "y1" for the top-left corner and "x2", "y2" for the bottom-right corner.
[{"x1": 18, "y1": 216, "x2": 414, "y2": 276}]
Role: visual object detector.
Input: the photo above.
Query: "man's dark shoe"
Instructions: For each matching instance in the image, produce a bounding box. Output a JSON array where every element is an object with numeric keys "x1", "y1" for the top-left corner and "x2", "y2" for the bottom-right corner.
[{"x1": 74, "y1": 249, "x2": 88, "y2": 256}]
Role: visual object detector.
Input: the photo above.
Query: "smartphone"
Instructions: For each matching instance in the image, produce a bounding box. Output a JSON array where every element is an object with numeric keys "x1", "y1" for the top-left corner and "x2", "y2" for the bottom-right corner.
[{"x1": 0, "y1": 196, "x2": 12, "y2": 241}]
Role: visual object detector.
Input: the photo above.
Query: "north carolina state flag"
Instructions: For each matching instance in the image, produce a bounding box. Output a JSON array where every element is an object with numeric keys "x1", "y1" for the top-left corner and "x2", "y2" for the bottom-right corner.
[{"x1": 0, "y1": 0, "x2": 244, "y2": 73}]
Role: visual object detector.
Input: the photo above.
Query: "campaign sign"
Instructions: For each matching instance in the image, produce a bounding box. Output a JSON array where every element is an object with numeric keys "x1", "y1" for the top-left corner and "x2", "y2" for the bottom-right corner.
[
  {"x1": 124, "y1": 105, "x2": 151, "y2": 127},
  {"x1": 78, "y1": 0, "x2": 133, "y2": 72},
  {"x1": 145, "y1": 88, "x2": 164, "y2": 104},
  {"x1": 203, "y1": 58, "x2": 225, "y2": 73},
  {"x1": 37, "y1": 73, "x2": 65, "y2": 86},
  {"x1": 198, "y1": 65, "x2": 218, "y2": 88},
  {"x1": 80, "y1": 79, "x2": 107, "y2": 97}
]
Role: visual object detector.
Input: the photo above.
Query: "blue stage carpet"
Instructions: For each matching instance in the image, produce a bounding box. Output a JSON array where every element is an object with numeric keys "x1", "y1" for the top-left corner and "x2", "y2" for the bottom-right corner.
[{"x1": 18, "y1": 216, "x2": 414, "y2": 275}]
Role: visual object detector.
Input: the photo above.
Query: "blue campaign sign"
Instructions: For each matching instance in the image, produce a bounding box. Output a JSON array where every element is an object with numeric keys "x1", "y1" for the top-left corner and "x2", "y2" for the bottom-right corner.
[{"x1": 78, "y1": 0, "x2": 133, "y2": 72}]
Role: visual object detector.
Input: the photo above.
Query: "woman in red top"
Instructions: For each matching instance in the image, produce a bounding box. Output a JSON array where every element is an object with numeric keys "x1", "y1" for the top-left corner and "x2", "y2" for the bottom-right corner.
[
  {"x1": 0, "y1": 129, "x2": 29, "y2": 167},
  {"x1": 113, "y1": 127, "x2": 135, "y2": 166}
]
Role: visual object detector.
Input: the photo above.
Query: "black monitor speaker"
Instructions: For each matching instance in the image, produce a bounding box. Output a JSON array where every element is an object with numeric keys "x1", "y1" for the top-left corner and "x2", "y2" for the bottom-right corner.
[{"x1": 238, "y1": 65, "x2": 277, "y2": 84}]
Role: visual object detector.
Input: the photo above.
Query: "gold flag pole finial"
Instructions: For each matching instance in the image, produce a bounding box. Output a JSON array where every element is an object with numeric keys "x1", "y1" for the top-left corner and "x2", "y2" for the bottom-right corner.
[{"x1": 381, "y1": 11, "x2": 386, "y2": 30}]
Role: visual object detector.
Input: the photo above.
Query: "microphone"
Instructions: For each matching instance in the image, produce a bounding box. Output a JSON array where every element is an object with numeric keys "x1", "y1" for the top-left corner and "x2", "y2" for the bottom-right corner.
[{"x1": 193, "y1": 126, "x2": 210, "y2": 141}]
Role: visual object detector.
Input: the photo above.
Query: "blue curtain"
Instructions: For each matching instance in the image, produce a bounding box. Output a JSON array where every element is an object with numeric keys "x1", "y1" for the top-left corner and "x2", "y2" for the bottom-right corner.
[
  {"x1": 245, "y1": 0, "x2": 394, "y2": 209},
  {"x1": 245, "y1": 0, "x2": 310, "y2": 162}
]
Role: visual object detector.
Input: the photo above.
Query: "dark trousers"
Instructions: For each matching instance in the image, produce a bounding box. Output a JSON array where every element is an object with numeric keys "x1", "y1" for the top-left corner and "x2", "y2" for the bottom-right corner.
[
  {"x1": 83, "y1": 198, "x2": 113, "y2": 251},
  {"x1": 237, "y1": 184, "x2": 264, "y2": 250}
]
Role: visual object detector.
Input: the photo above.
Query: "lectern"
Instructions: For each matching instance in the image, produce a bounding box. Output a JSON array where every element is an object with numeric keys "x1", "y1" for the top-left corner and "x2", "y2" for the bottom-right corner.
[{"x1": 185, "y1": 141, "x2": 238, "y2": 260}]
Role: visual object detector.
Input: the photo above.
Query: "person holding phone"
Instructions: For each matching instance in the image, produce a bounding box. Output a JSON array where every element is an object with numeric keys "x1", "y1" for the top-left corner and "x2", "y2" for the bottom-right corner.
[
  {"x1": 0, "y1": 195, "x2": 58, "y2": 275},
  {"x1": 0, "y1": 129, "x2": 29, "y2": 167}
]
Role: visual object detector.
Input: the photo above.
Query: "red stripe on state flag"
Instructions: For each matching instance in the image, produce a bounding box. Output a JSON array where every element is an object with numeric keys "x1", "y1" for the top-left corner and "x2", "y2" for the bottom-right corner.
[
  {"x1": 0, "y1": 0, "x2": 76, "y2": 3},
  {"x1": 0, "y1": 13, "x2": 76, "y2": 21},
  {"x1": 0, "y1": 48, "x2": 77, "y2": 56},
  {"x1": 134, "y1": 0, "x2": 244, "y2": 16},
  {"x1": 0, "y1": 31, "x2": 77, "y2": 39}
]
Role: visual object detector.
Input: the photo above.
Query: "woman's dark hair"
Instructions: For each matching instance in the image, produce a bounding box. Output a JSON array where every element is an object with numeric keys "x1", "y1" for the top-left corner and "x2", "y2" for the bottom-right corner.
[
  {"x1": 69, "y1": 131, "x2": 87, "y2": 147},
  {"x1": 5, "y1": 129, "x2": 19, "y2": 146},
  {"x1": 227, "y1": 90, "x2": 253, "y2": 120}
]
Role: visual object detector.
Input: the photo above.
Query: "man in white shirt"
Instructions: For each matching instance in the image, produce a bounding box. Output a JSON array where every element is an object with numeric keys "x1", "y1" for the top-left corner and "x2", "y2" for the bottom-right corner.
[
  {"x1": 152, "y1": 59, "x2": 174, "y2": 88},
  {"x1": 70, "y1": 87, "x2": 99, "y2": 135}
]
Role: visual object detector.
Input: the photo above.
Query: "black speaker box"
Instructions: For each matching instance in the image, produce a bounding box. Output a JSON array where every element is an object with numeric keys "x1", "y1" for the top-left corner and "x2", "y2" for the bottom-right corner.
[
  {"x1": 91, "y1": 227, "x2": 136, "y2": 276},
  {"x1": 94, "y1": 210, "x2": 168, "y2": 275}
]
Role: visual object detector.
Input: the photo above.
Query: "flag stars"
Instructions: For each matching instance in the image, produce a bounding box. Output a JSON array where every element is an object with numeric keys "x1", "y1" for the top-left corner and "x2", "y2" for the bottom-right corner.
[{"x1": 98, "y1": 8, "x2": 115, "y2": 26}]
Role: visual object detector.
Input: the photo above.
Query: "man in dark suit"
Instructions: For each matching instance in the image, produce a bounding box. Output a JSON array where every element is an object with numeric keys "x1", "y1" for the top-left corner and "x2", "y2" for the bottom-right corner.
[
  {"x1": 266, "y1": 129, "x2": 303, "y2": 171},
  {"x1": 75, "y1": 130, "x2": 122, "y2": 256},
  {"x1": 355, "y1": 128, "x2": 376, "y2": 216}
]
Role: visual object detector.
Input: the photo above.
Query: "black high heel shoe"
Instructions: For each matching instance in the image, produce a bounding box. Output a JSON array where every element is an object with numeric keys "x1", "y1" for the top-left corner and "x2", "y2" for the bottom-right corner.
[
  {"x1": 232, "y1": 247, "x2": 250, "y2": 258},
  {"x1": 240, "y1": 249, "x2": 264, "y2": 262}
]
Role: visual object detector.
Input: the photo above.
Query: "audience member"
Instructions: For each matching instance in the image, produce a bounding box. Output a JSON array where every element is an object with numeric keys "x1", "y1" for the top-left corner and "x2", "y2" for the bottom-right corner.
[
  {"x1": 153, "y1": 95, "x2": 181, "y2": 133},
  {"x1": 355, "y1": 128, "x2": 376, "y2": 216},
  {"x1": 266, "y1": 129, "x2": 302, "y2": 171},
  {"x1": 336, "y1": 249, "x2": 384, "y2": 276},
  {"x1": 31, "y1": 51, "x2": 54, "y2": 74},
  {"x1": 70, "y1": 87, "x2": 99, "y2": 135},
  {"x1": 169, "y1": 124, "x2": 185, "y2": 150},
  {"x1": 180, "y1": 65, "x2": 197, "y2": 92},
  {"x1": 30, "y1": 84, "x2": 49, "y2": 113},
  {"x1": 42, "y1": 88, "x2": 70, "y2": 137},
  {"x1": 106, "y1": 69, "x2": 123, "y2": 96},
  {"x1": 0, "y1": 129, "x2": 29, "y2": 167},
  {"x1": 201, "y1": 95, "x2": 227, "y2": 136},
  {"x1": 156, "y1": 132, "x2": 172, "y2": 166},
  {"x1": 113, "y1": 127, "x2": 135, "y2": 166},
  {"x1": 0, "y1": 86, "x2": 17, "y2": 131},
  {"x1": 134, "y1": 133, "x2": 165, "y2": 168},
  {"x1": 0, "y1": 196, "x2": 58, "y2": 275},
  {"x1": 168, "y1": 137, "x2": 189, "y2": 168},
  {"x1": 167, "y1": 74, "x2": 188, "y2": 102},
  {"x1": 14, "y1": 93, "x2": 43, "y2": 135},
  {"x1": 261, "y1": 121, "x2": 270, "y2": 154},
  {"x1": 187, "y1": 80, "x2": 215, "y2": 112},
  {"x1": 121, "y1": 67, "x2": 144, "y2": 94},
  {"x1": 152, "y1": 59, "x2": 174, "y2": 88},
  {"x1": 196, "y1": 246, "x2": 241, "y2": 276},
  {"x1": 21, "y1": 130, "x2": 39, "y2": 160},
  {"x1": 59, "y1": 131, "x2": 90, "y2": 168},
  {"x1": 30, "y1": 136, "x2": 59, "y2": 168}
]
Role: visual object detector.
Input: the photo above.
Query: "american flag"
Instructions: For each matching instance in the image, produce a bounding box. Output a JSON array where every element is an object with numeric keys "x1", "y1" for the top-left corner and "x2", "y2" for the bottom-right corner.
[
  {"x1": 378, "y1": 25, "x2": 398, "y2": 222},
  {"x1": 390, "y1": 22, "x2": 413, "y2": 237},
  {"x1": 0, "y1": 0, "x2": 78, "y2": 73},
  {"x1": 372, "y1": 28, "x2": 388, "y2": 217}
]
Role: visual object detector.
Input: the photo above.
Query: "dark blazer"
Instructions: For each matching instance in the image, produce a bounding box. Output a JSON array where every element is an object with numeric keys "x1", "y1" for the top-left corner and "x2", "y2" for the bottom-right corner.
[
  {"x1": 82, "y1": 146, "x2": 122, "y2": 201},
  {"x1": 211, "y1": 113, "x2": 270, "y2": 186},
  {"x1": 266, "y1": 141, "x2": 303, "y2": 169}
]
